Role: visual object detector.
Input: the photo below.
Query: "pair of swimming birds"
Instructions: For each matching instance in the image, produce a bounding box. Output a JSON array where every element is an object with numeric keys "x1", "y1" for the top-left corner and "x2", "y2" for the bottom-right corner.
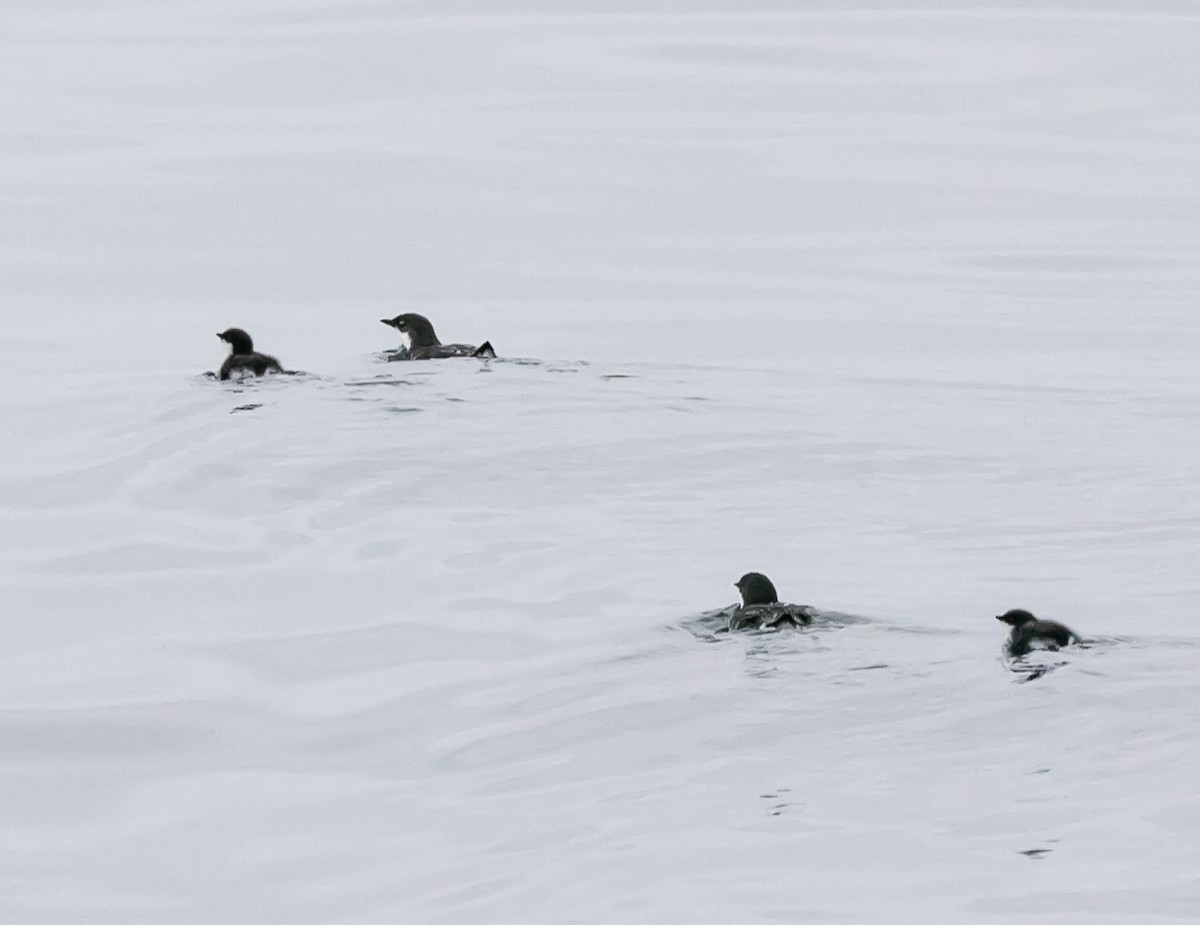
[
  {"x1": 733, "y1": 572, "x2": 1079, "y2": 656},
  {"x1": 214, "y1": 313, "x2": 493, "y2": 381}
]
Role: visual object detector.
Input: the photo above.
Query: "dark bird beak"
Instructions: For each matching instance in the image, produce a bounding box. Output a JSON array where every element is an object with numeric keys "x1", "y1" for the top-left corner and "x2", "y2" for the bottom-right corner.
[
  {"x1": 994, "y1": 614, "x2": 1005, "y2": 622},
  {"x1": 215, "y1": 332, "x2": 223, "y2": 339},
  {"x1": 379, "y1": 318, "x2": 394, "y2": 326}
]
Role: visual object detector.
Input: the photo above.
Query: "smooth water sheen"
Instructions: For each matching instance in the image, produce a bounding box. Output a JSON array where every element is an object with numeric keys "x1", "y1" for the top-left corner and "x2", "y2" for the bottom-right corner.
[{"x1": 4, "y1": 3, "x2": 1200, "y2": 922}]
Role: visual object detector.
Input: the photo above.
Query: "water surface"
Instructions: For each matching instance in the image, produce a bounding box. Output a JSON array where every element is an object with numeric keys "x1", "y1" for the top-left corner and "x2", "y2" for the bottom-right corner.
[{"x1": 3, "y1": 2, "x2": 1200, "y2": 922}]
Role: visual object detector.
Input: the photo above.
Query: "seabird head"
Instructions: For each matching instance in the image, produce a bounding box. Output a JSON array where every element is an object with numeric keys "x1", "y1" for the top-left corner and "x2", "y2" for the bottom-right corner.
[
  {"x1": 996, "y1": 608, "x2": 1038, "y2": 628},
  {"x1": 735, "y1": 572, "x2": 779, "y2": 606},
  {"x1": 380, "y1": 313, "x2": 440, "y2": 348},
  {"x1": 217, "y1": 328, "x2": 254, "y2": 354}
]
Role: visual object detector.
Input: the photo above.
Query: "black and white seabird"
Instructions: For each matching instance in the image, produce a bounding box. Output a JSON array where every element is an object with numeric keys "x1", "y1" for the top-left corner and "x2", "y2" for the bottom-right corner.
[
  {"x1": 728, "y1": 572, "x2": 815, "y2": 632},
  {"x1": 996, "y1": 608, "x2": 1079, "y2": 657},
  {"x1": 216, "y1": 328, "x2": 285, "y2": 381},
  {"x1": 379, "y1": 313, "x2": 495, "y2": 360}
]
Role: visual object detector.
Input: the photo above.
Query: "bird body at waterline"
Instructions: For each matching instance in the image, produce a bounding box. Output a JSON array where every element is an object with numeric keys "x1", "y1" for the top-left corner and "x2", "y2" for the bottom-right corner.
[
  {"x1": 215, "y1": 328, "x2": 285, "y2": 381},
  {"x1": 379, "y1": 313, "x2": 495, "y2": 360},
  {"x1": 996, "y1": 608, "x2": 1079, "y2": 657},
  {"x1": 728, "y1": 572, "x2": 815, "y2": 632}
]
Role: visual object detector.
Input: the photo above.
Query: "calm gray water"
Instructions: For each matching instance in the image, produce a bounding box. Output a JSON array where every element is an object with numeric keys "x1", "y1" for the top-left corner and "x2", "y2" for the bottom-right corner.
[{"x1": 4, "y1": 3, "x2": 1200, "y2": 922}]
